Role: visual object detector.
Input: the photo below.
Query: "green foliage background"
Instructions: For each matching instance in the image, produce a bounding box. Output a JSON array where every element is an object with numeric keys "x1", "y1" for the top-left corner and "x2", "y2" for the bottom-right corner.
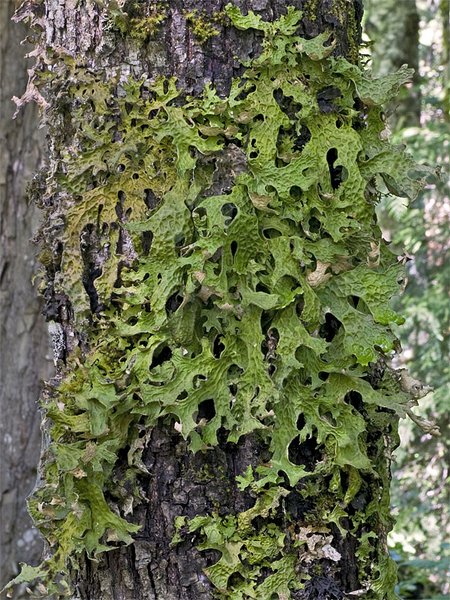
[{"x1": 365, "y1": 0, "x2": 450, "y2": 597}]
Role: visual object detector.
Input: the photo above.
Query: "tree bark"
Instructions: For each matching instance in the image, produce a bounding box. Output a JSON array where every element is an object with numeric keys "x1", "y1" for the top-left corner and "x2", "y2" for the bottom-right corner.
[
  {"x1": 11, "y1": 2, "x2": 414, "y2": 600},
  {"x1": 0, "y1": 1, "x2": 51, "y2": 595}
]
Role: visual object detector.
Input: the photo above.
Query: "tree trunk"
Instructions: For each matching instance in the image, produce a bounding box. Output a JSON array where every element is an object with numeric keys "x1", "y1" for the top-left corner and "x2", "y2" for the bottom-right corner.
[
  {"x1": 0, "y1": 1, "x2": 51, "y2": 594},
  {"x1": 8, "y1": 1, "x2": 427, "y2": 599}
]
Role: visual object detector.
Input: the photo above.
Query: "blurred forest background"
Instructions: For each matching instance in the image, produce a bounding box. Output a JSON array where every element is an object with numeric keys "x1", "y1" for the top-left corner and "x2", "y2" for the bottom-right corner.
[
  {"x1": 364, "y1": 0, "x2": 449, "y2": 598},
  {"x1": 0, "y1": 0, "x2": 448, "y2": 598}
]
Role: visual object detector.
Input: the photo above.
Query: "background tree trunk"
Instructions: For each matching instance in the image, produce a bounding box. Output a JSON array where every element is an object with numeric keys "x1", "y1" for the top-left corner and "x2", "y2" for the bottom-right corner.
[
  {"x1": 0, "y1": 1, "x2": 51, "y2": 595},
  {"x1": 365, "y1": 0, "x2": 421, "y2": 127}
]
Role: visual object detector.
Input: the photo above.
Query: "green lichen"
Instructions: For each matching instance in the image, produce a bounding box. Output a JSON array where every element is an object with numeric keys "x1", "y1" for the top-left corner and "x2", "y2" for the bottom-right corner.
[
  {"x1": 129, "y1": 12, "x2": 167, "y2": 41},
  {"x1": 184, "y1": 9, "x2": 224, "y2": 45},
  {"x1": 109, "y1": 0, "x2": 167, "y2": 41},
  {"x1": 4, "y1": 4, "x2": 435, "y2": 599}
]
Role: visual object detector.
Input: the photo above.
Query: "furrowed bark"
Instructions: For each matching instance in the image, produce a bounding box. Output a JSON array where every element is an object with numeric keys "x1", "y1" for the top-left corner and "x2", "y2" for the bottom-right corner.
[{"x1": 10, "y1": 2, "x2": 418, "y2": 599}]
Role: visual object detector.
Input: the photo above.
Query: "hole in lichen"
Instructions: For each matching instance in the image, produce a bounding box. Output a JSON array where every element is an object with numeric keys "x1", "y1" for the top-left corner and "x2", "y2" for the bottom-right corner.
[
  {"x1": 340, "y1": 469, "x2": 349, "y2": 492},
  {"x1": 326, "y1": 148, "x2": 343, "y2": 190},
  {"x1": 165, "y1": 291, "x2": 183, "y2": 314},
  {"x1": 319, "y1": 313, "x2": 342, "y2": 342},
  {"x1": 319, "y1": 410, "x2": 337, "y2": 427},
  {"x1": 255, "y1": 282, "x2": 270, "y2": 294},
  {"x1": 132, "y1": 172, "x2": 139, "y2": 179},
  {"x1": 293, "y1": 123, "x2": 311, "y2": 152},
  {"x1": 229, "y1": 383, "x2": 237, "y2": 396},
  {"x1": 144, "y1": 188, "x2": 160, "y2": 210},
  {"x1": 141, "y1": 231, "x2": 153, "y2": 255},
  {"x1": 290, "y1": 185, "x2": 302, "y2": 200},
  {"x1": 196, "y1": 399, "x2": 216, "y2": 423},
  {"x1": 234, "y1": 83, "x2": 256, "y2": 101},
  {"x1": 212, "y1": 335, "x2": 225, "y2": 358},
  {"x1": 117, "y1": 163, "x2": 126, "y2": 172},
  {"x1": 317, "y1": 86, "x2": 342, "y2": 113},
  {"x1": 296, "y1": 413, "x2": 306, "y2": 431},
  {"x1": 308, "y1": 216, "x2": 321, "y2": 233},
  {"x1": 295, "y1": 298, "x2": 305, "y2": 317},
  {"x1": 262, "y1": 228, "x2": 282, "y2": 239},
  {"x1": 194, "y1": 206, "x2": 207, "y2": 219},
  {"x1": 318, "y1": 371, "x2": 329, "y2": 381},
  {"x1": 230, "y1": 241, "x2": 238, "y2": 257},
  {"x1": 249, "y1": 151, "x2": 259, "y2": 159},
  {"x1": 228, "y1": 573, "x2": 246, "y2": 590},
  {"x1": 261, "y1": 327, "x2": 279, "y2": 366},
  {"x1": 344, "y1": 391, "x2": 364, "y2": 414},
  {"x1": 288, "y1": 435, "x2": 319, "y2": 472},
  {"x1": 193, "y1": 375, "x2": 207, "y2": 388},
  {"x1": 348, "y1": 295, "x2": 361, "y2": 309},
  {"x1": 174, "y1": 233, "x2": 185, "y2": 247},
  {"x1": 273, "y1": 89, "x2": 303, "y2": 118},
  {"x1": 227, "y1": 364, "x2": 244, "y2": 380},
  {"x1": 221, "y1": 203, "x2": 238, "y2": 225},
  {"x1": 149, "y1": 345, "x2": 172, "y2": 369},
  {"x1": 273, "y1": 88, "x2": 284, "y2": 105},
  {"x1": 112, "y1": 130, "x2": 122, "y2": 143}
]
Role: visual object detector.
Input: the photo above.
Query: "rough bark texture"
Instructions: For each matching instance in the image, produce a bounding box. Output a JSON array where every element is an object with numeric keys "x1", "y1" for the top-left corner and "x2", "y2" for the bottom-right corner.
[
  {"x1": 13, "y1": 2, "x2": 393, "y2": 599},
  {"x1": 77, "y1": 430, "x2": 266, "y2": 600},
  {"x1": 0, "y1": 1, "x2": 51, "y2": 594}
]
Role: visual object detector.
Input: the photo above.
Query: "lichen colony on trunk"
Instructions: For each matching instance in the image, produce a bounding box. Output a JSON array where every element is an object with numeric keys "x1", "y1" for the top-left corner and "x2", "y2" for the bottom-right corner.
[{"x1": 5, "y1": 1, "x2": 433, "y2": 599}]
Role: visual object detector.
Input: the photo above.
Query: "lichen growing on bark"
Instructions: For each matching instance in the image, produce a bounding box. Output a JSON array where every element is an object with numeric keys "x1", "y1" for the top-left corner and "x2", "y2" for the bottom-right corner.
[
  {"x1": 4, "y1": 3, "x2": 435, "y2": 599},
  {"x1": 109, "y1": 0, "x2": 168, "y2": 41},
  {"x1": 183, "y1": 8, "x2": 224, "y2": 45}
]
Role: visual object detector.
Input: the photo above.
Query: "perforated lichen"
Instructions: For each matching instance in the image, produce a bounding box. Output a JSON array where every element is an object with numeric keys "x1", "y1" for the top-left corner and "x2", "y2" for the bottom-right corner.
[{"x1": 5, "y1": 4, "x2": 434, "y2": 599}]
